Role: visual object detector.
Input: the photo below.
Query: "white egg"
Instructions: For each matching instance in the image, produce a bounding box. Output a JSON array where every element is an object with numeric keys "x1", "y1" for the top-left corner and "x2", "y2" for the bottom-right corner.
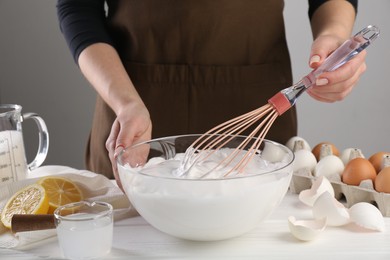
[
  {"x1": 349, "y1": 202, "x2": 385, "y2": 232},
  {"x1": 286, "y1": 136, "x2": 311, "y2": 151},
  {"x1": 293, "y1": 150, "x2": 317, "y2": 172},
  {"x1": 312, "y1": 192, "x2": 350, "y2": 226},
  {"x1": 288, "y1": 216, "x2": 326, "y2": 241},
  {"x1": 314, "y1": 155, "x2": 344, "y2": 179},
  {"x1": 299, "y1": 176, "x2": 335, "y2": 207},
  {"x1": 340, "y1": 148, "x2": 365, "y2": 165}
]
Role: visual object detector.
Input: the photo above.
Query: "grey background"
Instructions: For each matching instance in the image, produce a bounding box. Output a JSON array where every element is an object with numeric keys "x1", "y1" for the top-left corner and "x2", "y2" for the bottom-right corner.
[{"x1": 0, "y1": 0, "x2": 389, "y2": 170}]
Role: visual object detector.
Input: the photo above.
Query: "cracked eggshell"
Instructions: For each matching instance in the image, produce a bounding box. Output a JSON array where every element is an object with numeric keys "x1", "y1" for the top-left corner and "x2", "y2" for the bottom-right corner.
[
  {"x1": 314, "y1": 155, "x2": 344, "y2": 179},
  {"x1": 288, "y1": 216, "x2": 326, "y2": 241},
  {"x1": 313, "y1": 192, "x2": 350, "y2": 226},
  {"x1": 349, "y1": 202, "x2": 385, "y2": 232},
  {"x1": 286, "y1": 136, "x2": 311, "y2": 151},
  {"x1": 299, "y1": 176, "x2": 335, "y2": 207}
]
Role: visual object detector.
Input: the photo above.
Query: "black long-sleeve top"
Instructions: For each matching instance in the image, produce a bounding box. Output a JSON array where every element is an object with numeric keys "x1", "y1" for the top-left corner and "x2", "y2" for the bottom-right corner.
[{"x1": 57, "y1": 0, "x2": 358, "y2": 63}]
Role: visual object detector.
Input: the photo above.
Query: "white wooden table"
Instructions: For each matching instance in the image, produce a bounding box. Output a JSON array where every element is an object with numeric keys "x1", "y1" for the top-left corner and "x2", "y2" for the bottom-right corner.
[{"x1": 2, "y1": 191, "x2": 390, "y2": 259}]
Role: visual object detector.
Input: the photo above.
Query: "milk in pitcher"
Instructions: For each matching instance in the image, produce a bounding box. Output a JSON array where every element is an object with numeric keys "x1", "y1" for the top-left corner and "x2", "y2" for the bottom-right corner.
[{"x1": 0, "y1": 130, "x2": 28, "y2": 183}]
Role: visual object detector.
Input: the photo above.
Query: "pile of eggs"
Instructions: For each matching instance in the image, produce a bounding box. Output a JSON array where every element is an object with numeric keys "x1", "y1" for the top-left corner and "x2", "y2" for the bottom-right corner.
[
  {"x1": 285, "y1": 137, "x2": 389, "y2": 241},
  {"x1": 285, "y1": 136, "x2": 390, "y2": 193}
]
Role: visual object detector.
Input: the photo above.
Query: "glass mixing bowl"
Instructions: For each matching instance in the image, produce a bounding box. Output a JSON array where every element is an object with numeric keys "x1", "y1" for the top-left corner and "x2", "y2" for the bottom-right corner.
[{"x1": 117, "y1": 134, "x2": 294, "y2": 241}]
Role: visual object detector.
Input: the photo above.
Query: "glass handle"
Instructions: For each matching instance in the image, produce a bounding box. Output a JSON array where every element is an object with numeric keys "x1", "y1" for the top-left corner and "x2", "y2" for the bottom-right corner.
[
  {"x1": 23, "y1": 113, "x2": 49, "y2": 171},
  {"x1": 307, "y1": 25, "x2": 380, "y2": 83}
]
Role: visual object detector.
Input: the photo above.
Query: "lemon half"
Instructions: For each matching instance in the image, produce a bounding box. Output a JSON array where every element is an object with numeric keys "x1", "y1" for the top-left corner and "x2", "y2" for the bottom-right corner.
[
  {"x1": 37, "y1": 176, "x2": 83, "y2": 214},
  {"x1": 1, "y1": 184, "x2": 49, "y2": 229}
]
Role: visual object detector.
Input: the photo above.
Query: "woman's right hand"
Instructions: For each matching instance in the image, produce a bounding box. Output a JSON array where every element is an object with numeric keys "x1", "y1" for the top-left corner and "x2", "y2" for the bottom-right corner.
[{"x1": 105, "y1": 100, "x2": 152, "y2": 190}]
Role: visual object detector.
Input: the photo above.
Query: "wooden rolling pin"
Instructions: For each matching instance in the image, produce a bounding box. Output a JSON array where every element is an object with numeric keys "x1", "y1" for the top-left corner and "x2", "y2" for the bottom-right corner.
[{"x1": 11, "y1": 214, "x2": 55, "y2": 233}]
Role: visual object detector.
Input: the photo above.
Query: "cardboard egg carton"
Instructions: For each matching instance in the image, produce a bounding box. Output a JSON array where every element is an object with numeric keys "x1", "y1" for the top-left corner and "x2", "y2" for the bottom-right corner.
[{"x1": 290, "y1": 170, "x2": 390, "y2": 217}]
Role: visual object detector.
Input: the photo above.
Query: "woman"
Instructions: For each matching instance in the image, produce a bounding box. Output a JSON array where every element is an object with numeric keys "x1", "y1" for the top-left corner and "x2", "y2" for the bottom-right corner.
[{"x1": 57, "y1": 0, "x2": 364, "y2": 188}]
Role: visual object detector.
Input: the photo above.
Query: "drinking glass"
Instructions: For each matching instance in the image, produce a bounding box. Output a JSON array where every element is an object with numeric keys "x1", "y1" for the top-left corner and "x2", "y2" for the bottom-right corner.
[{"x1": 54, "y1": 201, "x2": 113, "y2": 260}]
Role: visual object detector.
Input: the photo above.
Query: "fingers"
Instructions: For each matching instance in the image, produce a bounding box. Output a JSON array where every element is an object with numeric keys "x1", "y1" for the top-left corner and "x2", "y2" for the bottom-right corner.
[
  {"x1": 104, "y1": 104, "x2": 152, "y2": 190},
  {"x1": 105, "y1": 119, "x2": 124, "y2": 181},
  {"x1": 316, "y1": 50, "x2": 367, "y2": 85},
  {"x1": 307, "y1": 33, "x2": 368, "y2": 102},
  {"x1": 307, "y1": 50, "x2": 367, "y2": 102},
  {"x1": 309, "y1": 36, "x2": 341, "y2": 69},
  {"x1": 105, "y1": 119, "x2": 120, "y2": 160}
]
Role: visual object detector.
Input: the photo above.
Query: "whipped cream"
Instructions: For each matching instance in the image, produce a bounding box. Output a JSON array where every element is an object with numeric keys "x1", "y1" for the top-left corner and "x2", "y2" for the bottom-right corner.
[{"x1": 135, "y1": 148, "x2": 290, "y2": 179}]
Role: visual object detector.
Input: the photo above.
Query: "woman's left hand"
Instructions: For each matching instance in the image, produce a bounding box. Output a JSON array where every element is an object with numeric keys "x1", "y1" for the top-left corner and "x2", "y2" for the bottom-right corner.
[{"x1": 306, "y1": 34, "x2": 367, "y2": 103}]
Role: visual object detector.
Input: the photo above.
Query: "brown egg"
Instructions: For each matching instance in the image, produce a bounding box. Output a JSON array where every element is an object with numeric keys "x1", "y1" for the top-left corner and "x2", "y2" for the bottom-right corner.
[
  {"x1": 375, "y1": 167, "x2": 390, "y2": 193},
  {"x1": 368, "y1": 151, "x2": 390, "y2": 173},
  {"x1": 312, "y1": 142, "x2": 340, "y2": 161},
  {"x1": 342, "y1": 157, "x2": 376, "y2": 186}
]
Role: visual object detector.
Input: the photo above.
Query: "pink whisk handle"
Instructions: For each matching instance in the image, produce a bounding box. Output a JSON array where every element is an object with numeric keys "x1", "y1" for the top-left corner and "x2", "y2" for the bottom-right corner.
[{"x1": 268, "y1": 92, "x2": 291, "y2": 115}]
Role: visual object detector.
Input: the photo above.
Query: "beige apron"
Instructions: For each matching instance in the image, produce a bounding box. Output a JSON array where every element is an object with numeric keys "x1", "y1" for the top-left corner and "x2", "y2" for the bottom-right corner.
[{"x1": 86, "y1": 0, "x2": 297, "y2": 178}]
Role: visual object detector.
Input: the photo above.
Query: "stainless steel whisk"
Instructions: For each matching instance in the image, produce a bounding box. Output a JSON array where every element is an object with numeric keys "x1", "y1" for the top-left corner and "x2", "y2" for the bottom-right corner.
[{"x1": 180, "y1": 25, "x2": 380, "y2": 177}]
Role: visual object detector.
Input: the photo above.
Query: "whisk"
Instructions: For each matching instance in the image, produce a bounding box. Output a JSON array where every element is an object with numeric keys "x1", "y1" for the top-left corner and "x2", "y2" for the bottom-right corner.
[{"x1": 179, "y1": 25, "x2": 380, "y2": 177}]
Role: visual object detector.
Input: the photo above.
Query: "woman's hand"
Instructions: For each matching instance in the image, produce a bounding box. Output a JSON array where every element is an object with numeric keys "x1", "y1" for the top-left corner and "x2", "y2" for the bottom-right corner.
[
  {"x1": 78, "y1": 43, "x2": 152, "y2": 189},
  {"x1": 307, "y1": 0, "x2": 362, "y2": 103},
  {"x1": 306, "y1": 34, "x2": 367, "y2": 103},
  {"x1": 105, "y1": 101, "x2": 152, "y2": 190}
]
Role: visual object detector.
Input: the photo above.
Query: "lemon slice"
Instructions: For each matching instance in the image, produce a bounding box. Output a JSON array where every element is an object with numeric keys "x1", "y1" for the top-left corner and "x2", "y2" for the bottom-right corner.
[
  {"x1": 1, "y1": 184, "x2": 49, "y2": 229},
  {"x1": 37, "y1": 176, "x2": 83, "y2": 214}
]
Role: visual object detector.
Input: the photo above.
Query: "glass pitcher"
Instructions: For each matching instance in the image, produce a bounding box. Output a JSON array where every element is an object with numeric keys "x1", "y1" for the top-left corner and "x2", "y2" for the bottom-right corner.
[{"x1": 0, "y1": 104, "x2": 49, "y2": 183}]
